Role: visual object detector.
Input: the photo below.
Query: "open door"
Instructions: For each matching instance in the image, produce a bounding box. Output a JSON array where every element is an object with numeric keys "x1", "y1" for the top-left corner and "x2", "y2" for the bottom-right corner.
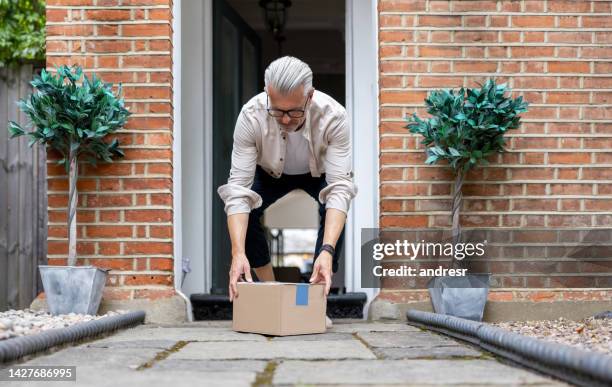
[{"x1": 211, "y1": 0, "x2": 262, "y2": 294}]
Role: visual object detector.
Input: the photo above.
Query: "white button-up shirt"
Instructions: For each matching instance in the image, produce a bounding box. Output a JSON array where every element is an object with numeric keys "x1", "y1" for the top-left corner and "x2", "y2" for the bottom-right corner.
[{"x1": 217, "y1": 90, "x2": 358, "y2": 216}]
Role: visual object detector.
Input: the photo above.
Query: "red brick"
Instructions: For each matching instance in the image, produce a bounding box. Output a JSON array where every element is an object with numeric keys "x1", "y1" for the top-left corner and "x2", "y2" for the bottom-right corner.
[
  {"x1": 46, "y1": 25, "x2": 95, "y2": 36},
  {"x1": 87, "y1": 225, "x2": 133, "y2": 238},
  {"x1": 548, "y1": 0, "x2": 591, "y2": 13},
  {"x1": 122, "y1": 24, "x2": 172, "y2": 37},
  {"x1": 548, "y1": 62, "x2": 591, "y2": 73},
  {"x1": 124, "y1": 241, "x2": 172, "y2": 255},
  {"x1": 418, "y1": 15, "x2": 462, "y2": 27},
  {"x1": 418, "y1": 47, "x2": 462, "y2": 57},
  {"x1": 123, "y1": 274, "x2": 173, "y2": 286},
  {"x1": 379, "y1": 0, "x2": 426, "y2": 12},
  {"x1": 548, "y1": 153, "x2": 591, "y2": 164},
  {"x1": 380, "y1": 91, "x2": 427, "y2": 104},
  {"x1": 454, "y1": 61, "x2": 498, "y2": 72},
  {"x1": 46, "y1": 9, "x2": 69, "y2": 23},
  {"x1": 149, "y1": 258, "x2": 174, "y2": 271},
  {"x1": 582, "y1": 16, "x2": 610, "y2": 28},
  {"x1": 379, "y1": 31, "x2": 413, "y2": 43},
  {"x1": 380, "y1": 215, "x2": 428, "y2": 228},
  {"x1": 125, "y1": 210, "x2": 172, "y2": 222},
  {"x1": 85, "y1": 10, "x2": 130, "y2": 21},
  {"x1": 511, "y1": 16, "x2": 555, "y2": 27}
]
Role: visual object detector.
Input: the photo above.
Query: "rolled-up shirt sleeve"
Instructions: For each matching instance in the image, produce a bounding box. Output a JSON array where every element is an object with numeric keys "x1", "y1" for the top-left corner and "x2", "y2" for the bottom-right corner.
[
  {"x1": 318, "y1": 112, "x2": 358, "y2": 214},
  {"x1": 216, "y1": 110, "x2": 262, "y2": 216}
]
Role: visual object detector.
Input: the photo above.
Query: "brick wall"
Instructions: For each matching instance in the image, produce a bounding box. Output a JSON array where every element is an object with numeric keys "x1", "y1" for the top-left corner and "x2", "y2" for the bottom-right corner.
[
  {"x1": 44, "y1": 0, "x2": 176, "y2": 302},
  {"x1": 377, "y1": 0, "x2": 611, "y2": 299}
]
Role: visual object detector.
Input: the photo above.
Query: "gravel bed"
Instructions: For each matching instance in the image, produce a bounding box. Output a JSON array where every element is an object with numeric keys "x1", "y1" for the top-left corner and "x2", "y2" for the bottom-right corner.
[
  {"x1": 0, "y1": 308, "x2": 130, "y2": 341},
  {"x1": 491, "y1": 314, "x2": 612, "y2": 355}
]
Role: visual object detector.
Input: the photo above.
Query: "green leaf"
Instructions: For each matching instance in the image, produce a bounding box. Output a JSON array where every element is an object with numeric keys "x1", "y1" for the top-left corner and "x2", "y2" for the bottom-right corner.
[
  {"x1": 448, "y1": 147, "x2": 461, "y2": 157},
  {"x1": 425, "y1": 155, "x2": 438, "y2": 164},
  {"x1": 8, "y1": 121, "x2": 25, "y2": 137}
]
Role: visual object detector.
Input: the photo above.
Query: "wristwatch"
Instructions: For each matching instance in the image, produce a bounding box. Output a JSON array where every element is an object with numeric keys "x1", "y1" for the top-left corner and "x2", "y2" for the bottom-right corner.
[{"x1": 319, "y1": 244, "x2": 335, "y2": 257}]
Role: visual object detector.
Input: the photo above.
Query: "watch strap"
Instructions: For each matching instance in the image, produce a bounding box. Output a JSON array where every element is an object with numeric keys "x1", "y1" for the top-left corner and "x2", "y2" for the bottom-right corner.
[{"x1": 319, "y1": 244, "x2": 335, "y2": 256}]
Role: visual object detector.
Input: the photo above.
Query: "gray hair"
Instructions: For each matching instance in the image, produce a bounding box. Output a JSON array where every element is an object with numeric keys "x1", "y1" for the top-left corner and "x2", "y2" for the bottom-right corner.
[{"x1": 264, "y1": 56, "x2": 313, "y2": 96}]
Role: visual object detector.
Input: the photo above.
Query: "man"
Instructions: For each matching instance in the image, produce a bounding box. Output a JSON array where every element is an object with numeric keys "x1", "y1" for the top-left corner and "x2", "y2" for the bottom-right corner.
[{"x1": 217, "y1": 56, "x2": 357, "y2": 309}]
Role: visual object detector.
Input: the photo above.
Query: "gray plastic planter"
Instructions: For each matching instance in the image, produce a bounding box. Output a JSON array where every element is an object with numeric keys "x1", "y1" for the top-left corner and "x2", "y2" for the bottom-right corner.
[
  {"x1": 39, "y1": 266, "x2": 110, "y2": 315},
  {"x1": 427, "y1": 273, "x2": 491, "y2": 321}
]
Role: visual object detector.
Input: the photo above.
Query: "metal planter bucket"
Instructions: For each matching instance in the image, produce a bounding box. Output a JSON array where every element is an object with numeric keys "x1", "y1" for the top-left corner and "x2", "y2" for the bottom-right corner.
[
  {"x1": 39, "y1": 265, "x2": 110, "y2": 315},
  {"x1": 427, "y1": 273, "x2": 491, "y2": 322}
]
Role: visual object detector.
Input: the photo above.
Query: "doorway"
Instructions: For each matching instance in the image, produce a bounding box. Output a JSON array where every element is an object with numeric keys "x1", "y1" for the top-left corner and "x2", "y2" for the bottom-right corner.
[
  {"x1": 179, "y1": 0, "x2": 379, "y2": 311},
  {"x1": 211, "y1": 0, "x2": 346, "y2": 294}
]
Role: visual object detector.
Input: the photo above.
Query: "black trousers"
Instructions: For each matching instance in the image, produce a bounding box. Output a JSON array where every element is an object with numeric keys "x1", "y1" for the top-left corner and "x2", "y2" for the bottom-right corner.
[{"x1": 245, "y1": 164, "x2": 345, "y2": 273}]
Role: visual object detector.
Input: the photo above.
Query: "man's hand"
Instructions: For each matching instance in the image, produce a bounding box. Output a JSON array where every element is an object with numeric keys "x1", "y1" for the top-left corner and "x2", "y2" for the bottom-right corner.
[
  {"x1": 229, "y1": 253, "x2": 253, "y2": 302},
  {"x1": 309, "y1": 251, "x2": 333, "y2": 296}
]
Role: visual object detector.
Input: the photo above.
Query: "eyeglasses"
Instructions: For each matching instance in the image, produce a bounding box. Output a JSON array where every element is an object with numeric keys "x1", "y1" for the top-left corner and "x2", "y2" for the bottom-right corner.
[{"x1": 266, "y1": 93, "x2": 311, "y2": 119}]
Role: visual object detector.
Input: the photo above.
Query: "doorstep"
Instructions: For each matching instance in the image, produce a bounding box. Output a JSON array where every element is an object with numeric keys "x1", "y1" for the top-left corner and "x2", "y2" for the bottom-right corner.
[{"x1": 191, "y1": 292, "x2": 367, "y2": 320}]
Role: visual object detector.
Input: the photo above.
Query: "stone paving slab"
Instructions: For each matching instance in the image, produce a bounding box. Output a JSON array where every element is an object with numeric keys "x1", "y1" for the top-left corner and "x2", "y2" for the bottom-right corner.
[
  {"x1": 168, "y1": 340, "x2": 377, "y2": 360},
  {"x1": 145, "y1": 321, "x2": 233, "y2": 329},
  {"x1": 273, "y1": 359, "x2": 569, "y2": 386},
  {"x1": 87, "y1": 339, "x2": 178, "y2": 349},
  {"x1": 270, "y1": 332, "x2": 354, "y2": 341},
  {"x1": 19, "y1": 345, "x2": 159, "y2": 370},
  {"x1": 149, "y1": 359, "x2": 267, "y2": 373},
  {"x1": 372, "y1": 346, "x2": 483, "y2": 360},
  {"x1": 91, "y1": 326, "x2": 266, "y2": 343},
  {"x1": 329, "y1": 322, "x2": 421, "y2": 333},
  {"x1": 357, "y1": 331, "x2": 460, "y2": 348},
  {"x1": 0, "y1": 370, "x2": 256, "y2": 387}
]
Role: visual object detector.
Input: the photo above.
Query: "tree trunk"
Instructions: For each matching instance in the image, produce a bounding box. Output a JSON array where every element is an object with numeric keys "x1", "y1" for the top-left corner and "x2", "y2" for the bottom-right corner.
[
  {"x1": 67, "y1": 145, "x2": 78, "y2": 266},
  {"x1": 450, "y1": 169, "x2": 465, "y2": 270}
]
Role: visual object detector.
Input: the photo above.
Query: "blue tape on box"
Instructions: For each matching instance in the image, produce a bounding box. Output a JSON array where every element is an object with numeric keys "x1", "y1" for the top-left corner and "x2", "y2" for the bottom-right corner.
[{"x1": 295, "y1": 284, "x2": 309, "y2": 306}]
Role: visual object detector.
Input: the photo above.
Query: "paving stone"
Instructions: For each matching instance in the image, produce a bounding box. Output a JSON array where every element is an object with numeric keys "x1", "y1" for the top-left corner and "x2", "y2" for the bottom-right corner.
[
  {"x1": 168, "y1": 340, "x2": 376, "y2": 360},
  {"x1": 357, "y1": 331, "x2": 459, "y2": 348},
  {"x1": 87, "y1": 339, "x2": 177, "y2": 349},
  {"x1": 150, "y1": 359, "x2": 267, "y2": 373},
  {"x1": 92, "y1": 326, "x2": 265, "y2": 343},
  {"x1": 19, "y1": 346, "x2": 159, "y2": 370},
  {"x1": 329, "y1": 322, "x2": 421, "y2": 333},
  {"x1": 147, "y1": 321, "x2": 233, "y2": 329},
  {"x1": 373, "y1": 346, "x2": 483, "y2": 360},
  {"x1": 270, "y1": 332, "x2": 354, "y2": 341},
  {"x1": 0, "y1": 370, "x2": 256, "y2": 387},
  {"x1": 273, "y1": 359, "x2": 568, "y2": 386}
]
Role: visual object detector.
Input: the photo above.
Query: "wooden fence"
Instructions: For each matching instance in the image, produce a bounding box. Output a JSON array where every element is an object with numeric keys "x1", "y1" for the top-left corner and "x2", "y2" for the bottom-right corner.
[{"x1": 0, "y1": 64, "x2": 48, "y2": 312}]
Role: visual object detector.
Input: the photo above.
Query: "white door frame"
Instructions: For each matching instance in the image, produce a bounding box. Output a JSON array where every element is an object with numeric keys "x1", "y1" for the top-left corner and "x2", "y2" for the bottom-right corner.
[
  {"x1": 344, "y1": 0, "x2": 380, "y2": 315},
  {"x1": 176, "y1": 0, "x2": 380, "y2": 313}
]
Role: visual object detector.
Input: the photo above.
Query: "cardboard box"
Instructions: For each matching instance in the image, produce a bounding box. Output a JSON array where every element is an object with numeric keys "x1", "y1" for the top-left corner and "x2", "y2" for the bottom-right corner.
[{"x1": 232, "y1": 282, "x2": 326, "y2": 336}]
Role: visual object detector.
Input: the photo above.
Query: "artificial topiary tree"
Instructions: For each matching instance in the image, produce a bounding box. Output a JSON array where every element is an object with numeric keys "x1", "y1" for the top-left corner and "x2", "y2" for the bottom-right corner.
[
  {"x1": 8, "y1": 65, "x2": 130, "y2": 267},
  {"x1": 405, "y1": 78, "x2": 529, "y2": 268}
]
